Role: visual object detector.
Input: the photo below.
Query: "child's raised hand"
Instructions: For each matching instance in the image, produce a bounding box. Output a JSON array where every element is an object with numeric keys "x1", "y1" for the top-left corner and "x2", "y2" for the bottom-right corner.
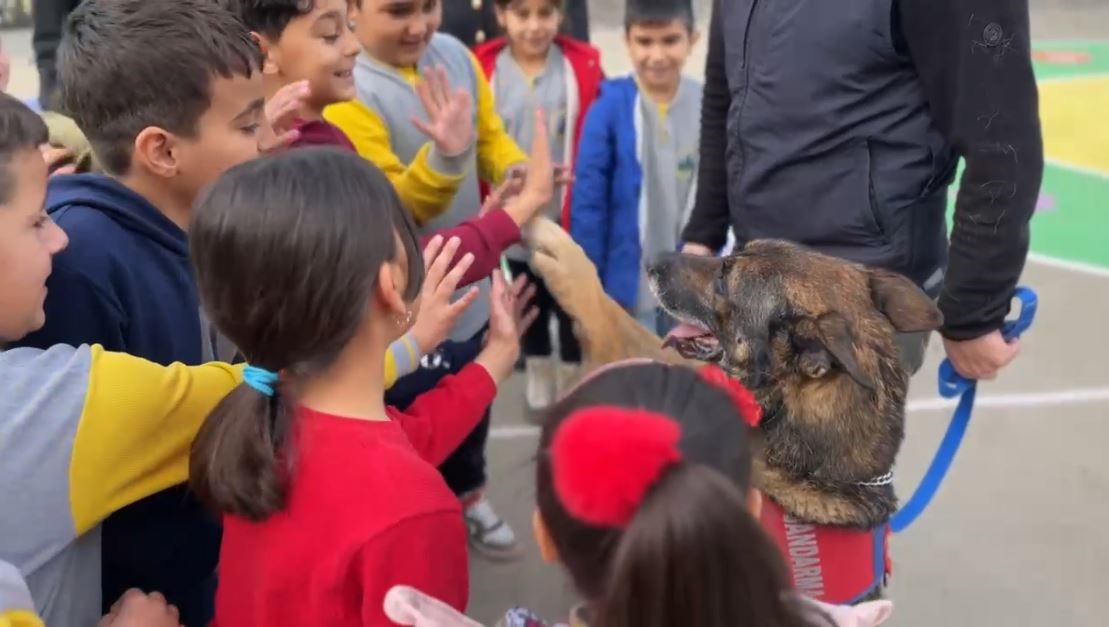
[
  {"x1": 97, "y1": 589, "x2": 182, "y2": 627},
  {"x1": 409, "y1": 235, "x2": 479, "y2": 353},
  {"x1": 478, "y1": 174, "x2": 526, "y2": 217},
  {"x1": 258, "y1": 80, "x2": 311, "y2": 153},
  {"x1": 476, "y1": 271, "x2": 537, "y2": 382},
  {"x1": 411, "y1": 66, "x2": 474, "y2": 158},
  {"x1": 502, "y1": 108, "x2": 557, "y2": 227}
]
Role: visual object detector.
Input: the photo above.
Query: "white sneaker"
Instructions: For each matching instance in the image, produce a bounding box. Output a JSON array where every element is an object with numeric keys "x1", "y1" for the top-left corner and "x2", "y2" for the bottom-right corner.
[
  {"x1": 525, "y1": 357, "x2": 555, "y2": 411},
  {"x1": 555, "y1": 362, "x2": 580, "y2": 396},
  {"x1": 463, "y1": 496, "x2": 523, "y2": 561}
]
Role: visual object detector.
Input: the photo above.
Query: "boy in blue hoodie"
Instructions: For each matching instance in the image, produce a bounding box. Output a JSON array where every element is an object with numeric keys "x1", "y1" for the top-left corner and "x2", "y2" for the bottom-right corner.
[
  {"x1": 9, "y1": 0, "x2": 267, "y2": 623},
  {"x1": 569, "y1": 0, "x2": 701, "y2": 335}
]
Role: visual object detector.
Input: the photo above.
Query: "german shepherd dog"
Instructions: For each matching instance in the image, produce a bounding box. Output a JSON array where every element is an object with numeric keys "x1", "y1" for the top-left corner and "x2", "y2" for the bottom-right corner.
[{"x1": 523, "y1": 218, "x2": 943, "y2": 598}]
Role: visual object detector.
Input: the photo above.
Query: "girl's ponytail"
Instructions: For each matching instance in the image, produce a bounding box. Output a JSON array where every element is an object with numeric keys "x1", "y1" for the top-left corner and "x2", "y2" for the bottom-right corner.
[
  {"x1": 190, "y1": 371, "x2": 294, "y2": 521},
  {"x1": 598, "y1": 465, "x2": 811, "y2": 627}
]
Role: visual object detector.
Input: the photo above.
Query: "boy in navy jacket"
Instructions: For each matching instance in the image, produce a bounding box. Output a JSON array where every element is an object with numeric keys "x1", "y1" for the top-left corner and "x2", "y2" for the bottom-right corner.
[
  {"x1": 11, "y1": 1, "x2": 267, "y2": 623},
  {"x1": 569, "y1": 0, "x2": 701, "y2": 335}
]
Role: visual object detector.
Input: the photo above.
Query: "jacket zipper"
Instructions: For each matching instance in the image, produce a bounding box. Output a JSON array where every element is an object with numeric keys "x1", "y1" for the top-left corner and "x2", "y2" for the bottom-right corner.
[{"x1": 734, "y1": 0, "x2": 760, "y2": 210}]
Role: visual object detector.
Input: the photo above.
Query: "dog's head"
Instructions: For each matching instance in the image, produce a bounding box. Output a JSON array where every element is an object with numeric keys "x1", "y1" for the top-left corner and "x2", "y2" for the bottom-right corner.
[{"x1": 649, "y1": 240, "x2": 942, "y2": 394}]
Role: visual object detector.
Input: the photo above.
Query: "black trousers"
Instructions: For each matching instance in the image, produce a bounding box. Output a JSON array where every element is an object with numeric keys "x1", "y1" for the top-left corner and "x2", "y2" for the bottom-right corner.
[
  {"x1": 32, "y1": 0, "x2": 82, "y2": 108},
  {"x1": 507, "y1": 259, "x2": 581, "y2": 363},
  {"x1": 385, "y1": 329, "x2": 490, "y2": 496}
]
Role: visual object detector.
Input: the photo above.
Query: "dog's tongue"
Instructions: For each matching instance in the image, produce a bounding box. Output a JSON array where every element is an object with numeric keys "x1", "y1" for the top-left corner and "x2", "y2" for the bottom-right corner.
[{"x1": 662, "y1": 323, "x2": 710, "y2": 349}]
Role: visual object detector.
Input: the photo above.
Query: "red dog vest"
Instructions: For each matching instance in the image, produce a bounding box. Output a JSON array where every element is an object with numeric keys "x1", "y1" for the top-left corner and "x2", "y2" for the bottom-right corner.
[{"x1": 760, "y1": 498, "x2": 891, "y2": 605}]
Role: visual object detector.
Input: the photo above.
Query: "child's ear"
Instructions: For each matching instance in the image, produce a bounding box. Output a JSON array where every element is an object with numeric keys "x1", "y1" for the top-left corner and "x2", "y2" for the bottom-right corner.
[
  {"x1": 532, "y1": 509, "x2": 560, "y2": 564},
  {"x1": 133, "y1": 127, "x2": 178, "y2": 179},
  {"x1": 746, "y1": 488, "x2": 763, "y2": 518},
  {"x1": 689, "y1": 28, "x2": 702, "y2": 48},
  {"x1": 375, "y1": 262, "x2": 409, "y2": 317},
  {"x1": 251, "y1": 32, "x2": 281, "y2": 76}
]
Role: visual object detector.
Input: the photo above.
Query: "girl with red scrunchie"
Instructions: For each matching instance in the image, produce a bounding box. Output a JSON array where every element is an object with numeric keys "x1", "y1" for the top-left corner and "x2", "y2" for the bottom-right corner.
[{"x1": 383, "y1": 361, "x2": 894, "y2": 627}]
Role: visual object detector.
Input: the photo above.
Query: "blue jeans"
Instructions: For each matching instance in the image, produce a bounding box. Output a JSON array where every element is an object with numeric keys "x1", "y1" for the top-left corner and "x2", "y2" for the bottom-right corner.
[{"x1": 636, "y1": 308, "x2": 677, "y2": 337}]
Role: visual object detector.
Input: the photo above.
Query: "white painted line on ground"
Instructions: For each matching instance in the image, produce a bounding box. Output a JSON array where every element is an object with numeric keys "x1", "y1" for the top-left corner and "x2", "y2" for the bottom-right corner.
[
  {"x1": 1038, "y1": 72, "x2": 1109, "y2": 85},
  {"x1": 489, "y1": 386, "x2": 1109, "y2": 440}
]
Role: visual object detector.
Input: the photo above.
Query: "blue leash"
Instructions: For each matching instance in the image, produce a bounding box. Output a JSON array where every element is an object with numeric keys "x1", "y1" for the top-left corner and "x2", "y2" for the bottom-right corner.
[{"x1": 889, "y1": 287, "x2": 1038, "y2": 533}]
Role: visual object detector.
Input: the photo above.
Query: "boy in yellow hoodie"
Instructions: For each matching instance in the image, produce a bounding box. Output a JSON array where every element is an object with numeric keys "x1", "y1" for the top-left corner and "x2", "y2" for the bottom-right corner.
[{"x1": 325, "y1": 0, "x2": 532, "y2": 560}]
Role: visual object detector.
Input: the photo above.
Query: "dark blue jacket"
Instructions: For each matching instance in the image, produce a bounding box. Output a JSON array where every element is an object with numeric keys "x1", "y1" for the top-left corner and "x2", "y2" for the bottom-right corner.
[
  {"x1": 12, "y1": 174, "x2": 219, "y2": 625},
  {"x1": 569, "y1": 76, "x2": 645, "y2": 311},
  {"x1": 17, "y1": 174, "x2": 203, "y2": 363}
]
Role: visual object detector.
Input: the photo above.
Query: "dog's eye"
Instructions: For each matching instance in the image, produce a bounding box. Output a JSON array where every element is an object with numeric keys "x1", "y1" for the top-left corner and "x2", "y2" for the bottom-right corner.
[{"x1": 714, "y1": 265, "x2": 729, "y2": 297}]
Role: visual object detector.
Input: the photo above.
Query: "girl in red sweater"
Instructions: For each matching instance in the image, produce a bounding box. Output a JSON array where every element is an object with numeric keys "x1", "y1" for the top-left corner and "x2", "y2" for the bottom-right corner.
[{"x1": 187, "y1": 147, "x2": 534, "y2": 626}]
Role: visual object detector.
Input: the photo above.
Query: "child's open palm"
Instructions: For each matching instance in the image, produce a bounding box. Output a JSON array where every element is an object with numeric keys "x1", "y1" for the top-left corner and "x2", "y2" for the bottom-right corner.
[
  {"x1": 477, "y1": 271, "x2": 537, "y2": 382},
  {"x1": 412, "y1": 66, "x2": 474, "y2": 157},
  {"x1": 409, "y1": 235, "x2": 479, "y2": 353}
]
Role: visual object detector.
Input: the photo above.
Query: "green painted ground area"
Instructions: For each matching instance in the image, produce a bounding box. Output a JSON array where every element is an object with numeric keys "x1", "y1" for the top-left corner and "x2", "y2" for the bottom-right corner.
[{"x1": 948, "y1": 40, "x2": 1109, "y2": 269}]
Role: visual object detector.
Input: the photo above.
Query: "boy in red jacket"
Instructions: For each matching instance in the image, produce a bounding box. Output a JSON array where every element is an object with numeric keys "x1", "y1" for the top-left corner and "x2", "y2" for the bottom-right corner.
[{"x1": 474, "y1": 0, "x2": 603, "y2": 412}]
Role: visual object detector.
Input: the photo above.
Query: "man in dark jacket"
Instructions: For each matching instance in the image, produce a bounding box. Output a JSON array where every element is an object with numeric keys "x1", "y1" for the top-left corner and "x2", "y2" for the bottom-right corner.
[
  {"x1": 441, "y1": 0, "x2": 590, "y2": 46},
  {"x1": 32, "y1": 0, "x2": 82, "y2": 109},
  {"x1": 680, "y1": 0, "x2": 1042, "y2": 381}
]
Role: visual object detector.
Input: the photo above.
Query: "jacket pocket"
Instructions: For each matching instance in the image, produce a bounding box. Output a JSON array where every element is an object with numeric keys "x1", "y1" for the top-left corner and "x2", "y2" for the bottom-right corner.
[{"x1": 738, "y1": 141, "x2": 889, "y2": 249}]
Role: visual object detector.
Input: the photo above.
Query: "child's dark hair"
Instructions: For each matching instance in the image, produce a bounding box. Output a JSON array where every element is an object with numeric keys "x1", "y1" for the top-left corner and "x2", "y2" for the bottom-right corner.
[
  {"x1": 188, "y1": 147, "x2": 425, "y2": 521},
  {"x1": 227, "y1": 0, "x2": 317, "y2": 40},
  {"x1": 493, "y1": 0, "x2": 564, "y2": 9},
  {"x1": 536, "y1": 362, "x2": 822, "y2": 627},
  {"x1": 624, "y1": 0, "x2": 695, "y2": 31},
  {"x1": 0, "y1": 93, "x2": 48, "y2": 205},
  {"x1": 57, "y1": 0, "x2": 262, "y2": 176}
]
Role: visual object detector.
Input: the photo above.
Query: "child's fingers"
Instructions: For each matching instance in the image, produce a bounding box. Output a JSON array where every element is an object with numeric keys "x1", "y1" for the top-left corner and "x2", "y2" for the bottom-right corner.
[
  {"x1": 425, "y1": 237, "x2": 462, "y2": 287},
  {"x1": 436, "y1": 251, "x2": 474, "y2": 295},
  {"x1": 518, "y1": 306, "x2": 541, "y2": 334},
  {"x1": 510, "y1": 273, "x2": 530, "y2": 298},
  {"x1": 422, "y1": 234, "x2": 444, "y2": 265},
  {"x1": 415, "y1": 76, "x2": 441, "y2": 121},
  {"x1": 444, "y1": 286, "x2": 480, "y2": 319},
  {"x1": 409, "y1": 116, "x2": 437, "y2": 141},
  {"x1": 423, "y1": 237, "x2": 460, "y2": 291}
]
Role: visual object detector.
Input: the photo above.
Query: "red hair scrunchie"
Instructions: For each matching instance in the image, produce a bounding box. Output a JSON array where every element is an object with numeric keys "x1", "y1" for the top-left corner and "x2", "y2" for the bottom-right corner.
[{"x1": 550, "y1": 407, "x2": 683, "y2": 528}]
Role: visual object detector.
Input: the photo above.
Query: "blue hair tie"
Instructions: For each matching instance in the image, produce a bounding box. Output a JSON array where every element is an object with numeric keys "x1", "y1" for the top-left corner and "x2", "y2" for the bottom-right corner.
[{"x1": 243, "y1": 365, "x2": 279, "y2": 397}]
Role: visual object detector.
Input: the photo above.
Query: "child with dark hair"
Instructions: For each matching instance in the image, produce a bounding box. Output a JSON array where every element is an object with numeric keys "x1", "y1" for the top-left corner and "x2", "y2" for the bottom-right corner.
[
  {"x1": 324, "y1": 0, "x2": 551, "y2": 559},
  {"x1": 570, "y1": 0, "x2": 702, "y2": 336},
  {"x1": 363, "y1": 360, "x2": 895, "y2": 627},
  {"x1": 0, "y1": 92, "x2": 247, "y2": 627},
  {"x1": 498, "y1": 360, "x2": 894, "y2": 627},
  {"x1": 188, "y1": 147, "x2": 530, "y2": 625},
  {"x1": 472, "y1": 0, "x2": 603, "y2": 411},
  {"x1": 228, "y1": 0, "x2": 556, "y2": 289},
  {"x1": 7, "y1": 1, "x2": 270, "y2": 620},
  {"x1": 9, "y1": 0, "x2": 464, "y2": 620}
]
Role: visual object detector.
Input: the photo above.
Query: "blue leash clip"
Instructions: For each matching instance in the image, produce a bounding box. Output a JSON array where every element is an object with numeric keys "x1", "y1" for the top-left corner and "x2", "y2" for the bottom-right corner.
[{"x1": 890, "y1": 287, "x2": 1038, "y2": 533}]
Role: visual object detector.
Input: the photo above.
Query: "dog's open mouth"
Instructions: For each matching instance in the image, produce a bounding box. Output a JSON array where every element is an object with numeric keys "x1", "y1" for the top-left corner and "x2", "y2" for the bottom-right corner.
[{"x1": 662, "y1": 323, "x2": 723, "y2": 362}]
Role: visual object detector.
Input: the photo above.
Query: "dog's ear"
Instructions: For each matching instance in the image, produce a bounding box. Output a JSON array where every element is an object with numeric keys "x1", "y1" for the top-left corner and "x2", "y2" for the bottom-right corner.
[
  {"x1": 868, "y1": 268, "x2": 943, "y2": 333},
  {"x1": 814, "y1": 312, "x2": 876, "y2": 390}
]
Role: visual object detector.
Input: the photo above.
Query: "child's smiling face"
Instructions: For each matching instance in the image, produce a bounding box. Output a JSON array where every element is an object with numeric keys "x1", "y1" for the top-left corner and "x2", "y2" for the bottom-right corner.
[
  {"x1": 350, "y1": 0, "x2": 441, "y2": 69},
  {"x1": 625, "y1": 20, "x2": 698, "y2": 98},
  {"x1": 261, "y1": 0, "x2": 361, "y2": 109},
  {"x1": 495, "y1": 0, "x2": 562, "y2": 62}
]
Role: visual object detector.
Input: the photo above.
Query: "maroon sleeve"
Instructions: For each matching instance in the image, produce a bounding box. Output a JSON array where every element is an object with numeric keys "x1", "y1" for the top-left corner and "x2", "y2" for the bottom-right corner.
[
  {"x1": 417, "y1": 209, "x2": 521, "y2": 287},
  {"x1": 387, "y1": 363, "x2": 497, "y2": 465},
  {"x1": 357, "y1": 512, "x2": 470, "y2": 626}
]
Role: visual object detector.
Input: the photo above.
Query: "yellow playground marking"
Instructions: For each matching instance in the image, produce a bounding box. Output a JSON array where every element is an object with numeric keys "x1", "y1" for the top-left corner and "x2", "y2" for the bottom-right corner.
[{"x1": 1038, "y1": 76, "x2": 1109, "y2": 175}]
